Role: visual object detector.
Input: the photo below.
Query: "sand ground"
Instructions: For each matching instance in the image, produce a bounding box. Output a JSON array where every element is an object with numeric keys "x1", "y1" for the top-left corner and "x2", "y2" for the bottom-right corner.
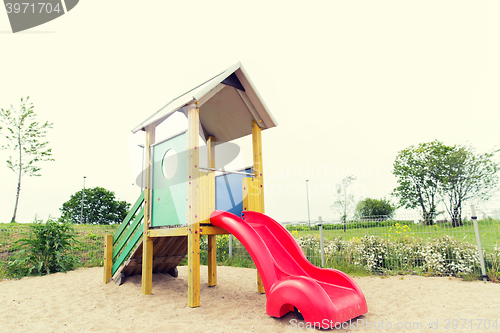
[{"x1": 1, "y1": 266, "x2": 499, "y2": 332}]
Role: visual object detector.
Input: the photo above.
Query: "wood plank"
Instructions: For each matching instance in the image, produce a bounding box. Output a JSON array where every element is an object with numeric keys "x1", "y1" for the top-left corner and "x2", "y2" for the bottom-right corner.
[
  {"x1": 252, "y1": 120, "x2": 266, "y2": 294},
  {"x1": 103, "y1": 234, "x2": 113, "y2": 284},
  {"x1": 236, "y1": 90, "x2": 264, "y2": 125},
  {"x1": 201, "y1": 226, "x2": 230, "y2": 235},
  {"x1": 113, "y1": 206, "x2": 144, "y2": 260},
  {"x1": 142, "y1": 124, "x2": 155, "y2": 295},
  {"x1": 242, "y1": 177, "x2": 249, "y2": 213},
  {"x1": 112, "y1": 224, "x2": 143, "y2": 276},
  {"x1": 149, "y1": 227, "x2": 188, "y2": 237},
  {"x1": 207, "y1": 136, "x2": 217, "y2": 287},
  {"x1": 114, "y1": 273, "x2": 126, "y2": 286},
  {"x1": 113, "y1": 191, "x2": 144, "y2": 245},
  {"x1": 187, "y1": 103, "x2": 201, "y2": 307},
  {"x1": 112, "y1": 235, "x2": 188, "y2": 285},
  {"x1": 196, "y1": 83, "x2": 227, "y2": 107}
]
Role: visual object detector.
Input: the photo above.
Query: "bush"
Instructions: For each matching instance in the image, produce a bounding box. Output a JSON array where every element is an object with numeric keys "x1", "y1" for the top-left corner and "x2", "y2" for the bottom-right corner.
[
  {"x1": 5, "y1": 218, "x2": 81, "y2": 278},
  {"x1": 418, "y1": 235, "x2": 480, "y2": 275},
  {"x1": 292, "y1": 230, "x2": 482, "y2": 276},
  {"x1": 486, "y1": 245, "x2": 500, "y2": 283},
  {"x1": 198, "y1": 234, "x2": 254, "y2": 268}
]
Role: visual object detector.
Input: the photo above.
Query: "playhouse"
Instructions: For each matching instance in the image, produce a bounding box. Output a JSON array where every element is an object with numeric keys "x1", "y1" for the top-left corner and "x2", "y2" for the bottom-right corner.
[{"x1": 103, "y1": 62, "x2": 367, "y2": 327}]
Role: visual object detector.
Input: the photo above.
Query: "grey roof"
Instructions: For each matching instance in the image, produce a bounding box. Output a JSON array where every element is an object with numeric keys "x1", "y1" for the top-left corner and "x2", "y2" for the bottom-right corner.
[{"x1": 132, "y1": 62, "x2": 277, "y2": 143}]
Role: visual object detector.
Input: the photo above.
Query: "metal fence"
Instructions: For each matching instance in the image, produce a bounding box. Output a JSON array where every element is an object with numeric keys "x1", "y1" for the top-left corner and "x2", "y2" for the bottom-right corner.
[
  {"x1": 281, "y1": 208, "x2": 500, "y2": 279},
  {"x1": 0, "y1": 224, "x2": 118, "y2": 268},
  {"x1": 2, "y1": 208, "x2": 499, "y2": 281}
]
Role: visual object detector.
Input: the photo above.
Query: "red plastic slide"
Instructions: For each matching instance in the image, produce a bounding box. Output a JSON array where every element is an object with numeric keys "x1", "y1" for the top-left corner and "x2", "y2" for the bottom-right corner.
[{"x1": 210, "y1": 210, "x2": 368, "y2": 328}]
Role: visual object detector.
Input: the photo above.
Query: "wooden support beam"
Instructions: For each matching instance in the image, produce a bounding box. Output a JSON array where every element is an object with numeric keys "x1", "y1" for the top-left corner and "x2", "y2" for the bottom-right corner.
[
  {"x1": 252, "y1": 120, "x2": 265, "y2": 212},
  {"x1": 149, "y1": 227, "x2": 188, "y2": 237},
  {"x1": 187, "y1": 103, "x2": 201, "y2": 307},
  {"x1": 141, "y1": 124, "x2": 155, "y2": 295},
  {"x1": 207, "y1": 136, "x2": 217, "y2": 287},
  {"x1": 197, "y1": 83, "x2": 227, "y2": 107},
  {"x1": 251, "y1": 120, "x2": 266, "y2": 294},
  {"x1": 237, "y1": 90, "x2": 264, "y2": 125},
  {"x1": 201, "y1": 225, "x2": 230, "y2": 235},
  {"x1": 103, "y1": 234, "x2": 113, "y2": 284}
]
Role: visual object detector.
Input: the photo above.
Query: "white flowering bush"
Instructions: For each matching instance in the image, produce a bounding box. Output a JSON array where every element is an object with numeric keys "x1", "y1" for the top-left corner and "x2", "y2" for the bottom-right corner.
[
  {"x1": 292, "y1": 228, "x2": 483, "y2": 276},
  {"x1": 349, "y1": 235, "x2": 389, "y2": 272},
  {"x1": 295, "y1": 234, "x2": 323, "y2": 266},
  {"x1": 418, "y1": 235, "x2": 480, "y2": 275},
  {"x1": 486, "y1": 245, "x2": 500, "y2": 282}
]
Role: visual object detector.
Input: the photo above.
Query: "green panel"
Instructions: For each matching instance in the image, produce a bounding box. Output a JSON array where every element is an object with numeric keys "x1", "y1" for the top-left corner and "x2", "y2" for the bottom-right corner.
[
  {"x1": 112, "y1": 206, "x2": 144, "y2": 260},
  {"x1": 152, "y1": 132, "x2": 187, "y2": 227},
  {"x1": 112, "y1": 224, "x2": 143, "y2": 276},
  {"x1": 113, "y1": 191, "x2": 144, "y2": 245}
]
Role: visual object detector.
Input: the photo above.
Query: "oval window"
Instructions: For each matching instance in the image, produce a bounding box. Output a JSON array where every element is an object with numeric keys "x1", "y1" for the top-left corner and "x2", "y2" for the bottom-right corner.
[{"x1": 162, "y1": 149, "x2": 178, "y2": 180}]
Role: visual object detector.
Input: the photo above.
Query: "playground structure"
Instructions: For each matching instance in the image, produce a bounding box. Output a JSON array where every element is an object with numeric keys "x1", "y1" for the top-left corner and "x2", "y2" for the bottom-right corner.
[{"x1": 103, "y1": 62, "x2": 367, "y2": 326}]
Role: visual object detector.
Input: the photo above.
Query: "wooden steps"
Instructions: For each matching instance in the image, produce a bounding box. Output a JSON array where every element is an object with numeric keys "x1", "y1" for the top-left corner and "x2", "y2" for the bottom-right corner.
[{"x1": 113, "y1": 235, "x2": 188, "y2": 285}]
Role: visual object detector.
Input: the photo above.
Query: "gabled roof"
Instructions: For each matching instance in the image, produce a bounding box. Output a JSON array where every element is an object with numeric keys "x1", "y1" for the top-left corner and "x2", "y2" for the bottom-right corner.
[{"x1": 132, "y1": 62, "x2": 277, "y2": 143}]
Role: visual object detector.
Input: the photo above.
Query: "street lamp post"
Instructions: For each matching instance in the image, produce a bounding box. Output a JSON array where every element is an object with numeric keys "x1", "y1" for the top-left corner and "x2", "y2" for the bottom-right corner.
[
  {"x1": 80, "y1": 176, "x2": 86, "y2": 224},
  {"x1": 138, "y1": 144, "x2": 145, "y2": 193},
  {"x1": 306, "y1": 179, "x2": 310, "y2": 227}
]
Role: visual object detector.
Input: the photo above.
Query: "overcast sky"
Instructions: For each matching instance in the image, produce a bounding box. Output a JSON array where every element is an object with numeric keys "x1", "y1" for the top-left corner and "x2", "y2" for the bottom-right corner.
[{"x1": 1, "y1": 1, "x2": 499, "y2": 223}]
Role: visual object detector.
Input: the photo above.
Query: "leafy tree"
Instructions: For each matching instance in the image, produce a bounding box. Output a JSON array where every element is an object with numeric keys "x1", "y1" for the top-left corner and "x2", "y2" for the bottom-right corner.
[
  {"x1": 440, "y1": 145, "x2": 499, "y2": 227},
  {"x1": 355, "y1": 198, "x2": 396, "y2": 220},
  {"x1": 59, "y1": 187, "x2": 130, "y2": 225},
  {"x1": 393, "y1": 140, "x2": 498, "y2": 227},
  {"x1": 392, "y1": 140, "x2": 451, "y2": 225},
  {"x1": 330, "y1": 175, "x2": 356, "y2": 232},
  {"x1": 0, "y1": 96, "x2": 54, "y2": 222}
]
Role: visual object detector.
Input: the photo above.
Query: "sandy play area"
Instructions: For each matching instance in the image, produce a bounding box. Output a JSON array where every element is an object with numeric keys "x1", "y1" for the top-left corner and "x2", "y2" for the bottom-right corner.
[{"x1": 1, "y1": 265, "x2": 499, "y2": 332}]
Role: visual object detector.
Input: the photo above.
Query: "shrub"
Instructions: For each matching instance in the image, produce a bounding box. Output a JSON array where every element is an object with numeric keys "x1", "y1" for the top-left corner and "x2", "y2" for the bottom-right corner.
[
  {"x1": 6, "y1": 218, "x2": 81, "y2": 278},
  {"x1": 418, "y1": 235, "x2": 480, "y2": 275},
  {"x1": 486, "y1": 245, "x2": 500, "y2": 283},
  {"x1": 292, "y1": 230, "x2": 482, "y2": 277}
]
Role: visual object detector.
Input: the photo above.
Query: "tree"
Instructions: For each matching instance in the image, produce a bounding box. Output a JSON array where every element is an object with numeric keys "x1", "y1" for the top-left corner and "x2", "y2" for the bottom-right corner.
[
  {"x1": 355, "y1": 198, "x2": 396, "y2": 220},
  {"x1": 392, "y1": 140, "x2": 452, "y2": 225},
  {"x1": 393, "y1": 140, "x2": 499, "y2": 227},
  {"x1": 440, "y1": 145, "x2": 499, "y2": 227},
  {"x1": 0, "y1": 97, "x2": 54, "y2": 222},
  {"x1": 59, "y1": 187, "x2": 130, "y2": 224},
  {"x1": 330, "y1": 175, "x2": 356, "y2": 231}
]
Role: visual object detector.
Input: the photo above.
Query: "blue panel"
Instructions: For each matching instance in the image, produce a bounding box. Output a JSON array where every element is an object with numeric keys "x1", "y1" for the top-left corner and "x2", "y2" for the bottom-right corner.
[{"x1": 215, "y1": 168, "x2": 252, "y2": 217}]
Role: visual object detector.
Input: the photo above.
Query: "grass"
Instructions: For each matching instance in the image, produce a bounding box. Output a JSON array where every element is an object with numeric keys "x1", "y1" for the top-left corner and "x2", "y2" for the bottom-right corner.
[{"x1": 290, "y1": 219, "x2": 500, "y2": 254}]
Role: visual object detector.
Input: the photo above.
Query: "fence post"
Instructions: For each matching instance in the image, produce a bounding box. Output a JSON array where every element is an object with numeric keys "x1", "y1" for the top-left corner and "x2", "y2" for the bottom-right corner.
[
  {"x1": 471, "y1": 206, "x2": 487, "y2": 281},
  {"x1": 229, "y1": 234, "x2": 233, "y2": 259},
  {"x1": 319, "y1": 216, "x2": 325, "y2": 268}
]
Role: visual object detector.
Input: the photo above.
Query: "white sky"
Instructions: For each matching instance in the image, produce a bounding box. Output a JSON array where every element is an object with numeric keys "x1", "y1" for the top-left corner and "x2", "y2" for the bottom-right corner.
[{"x1": 1, "y1": 1, "x2": 499, "y2": 223}]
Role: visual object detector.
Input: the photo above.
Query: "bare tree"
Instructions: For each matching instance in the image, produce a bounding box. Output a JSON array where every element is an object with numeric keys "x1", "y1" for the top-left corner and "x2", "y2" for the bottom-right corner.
[{"x1": 330, "y1": 175, "x2": 356, "y2": 232}]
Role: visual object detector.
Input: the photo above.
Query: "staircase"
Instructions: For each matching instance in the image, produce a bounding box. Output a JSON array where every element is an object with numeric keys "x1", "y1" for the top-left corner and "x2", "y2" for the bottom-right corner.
[{"x1": 106, "y1": 191, "x2": 187, "y2": 285}]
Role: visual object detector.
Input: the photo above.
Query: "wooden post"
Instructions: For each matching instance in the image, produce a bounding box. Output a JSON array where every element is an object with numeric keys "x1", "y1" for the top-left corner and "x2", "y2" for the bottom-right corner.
[
  {"x1": 207, "y1": 136, "x2": 217, "y2": 286},
  {"x1": 251, "y1": 120, "x2": 266, "y2": 294},
  {"x1": 141, "y1": 124, "x2": 155, "y2": 295},
  {"x1": 187, "y1": 103, "x2": 201, "y2": 307},
  {"x1": 103, "y1": 234, "x2": 113, "y2": 283},
  {"x1": 242, "y1": 178, "x2": 249, "y2": 212}
]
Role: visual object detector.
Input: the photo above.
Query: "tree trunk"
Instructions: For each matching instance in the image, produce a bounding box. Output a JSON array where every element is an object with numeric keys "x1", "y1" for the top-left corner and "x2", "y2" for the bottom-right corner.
[
  {"x1": 11, "y1": 136, "x2": 22, "y2": 223},
  {"x1": 11, "y1": 177, "x2": 21, "y2": 222},
  {"x1": 451, "y1": 207, "x2": 463, "y2": 227}
]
